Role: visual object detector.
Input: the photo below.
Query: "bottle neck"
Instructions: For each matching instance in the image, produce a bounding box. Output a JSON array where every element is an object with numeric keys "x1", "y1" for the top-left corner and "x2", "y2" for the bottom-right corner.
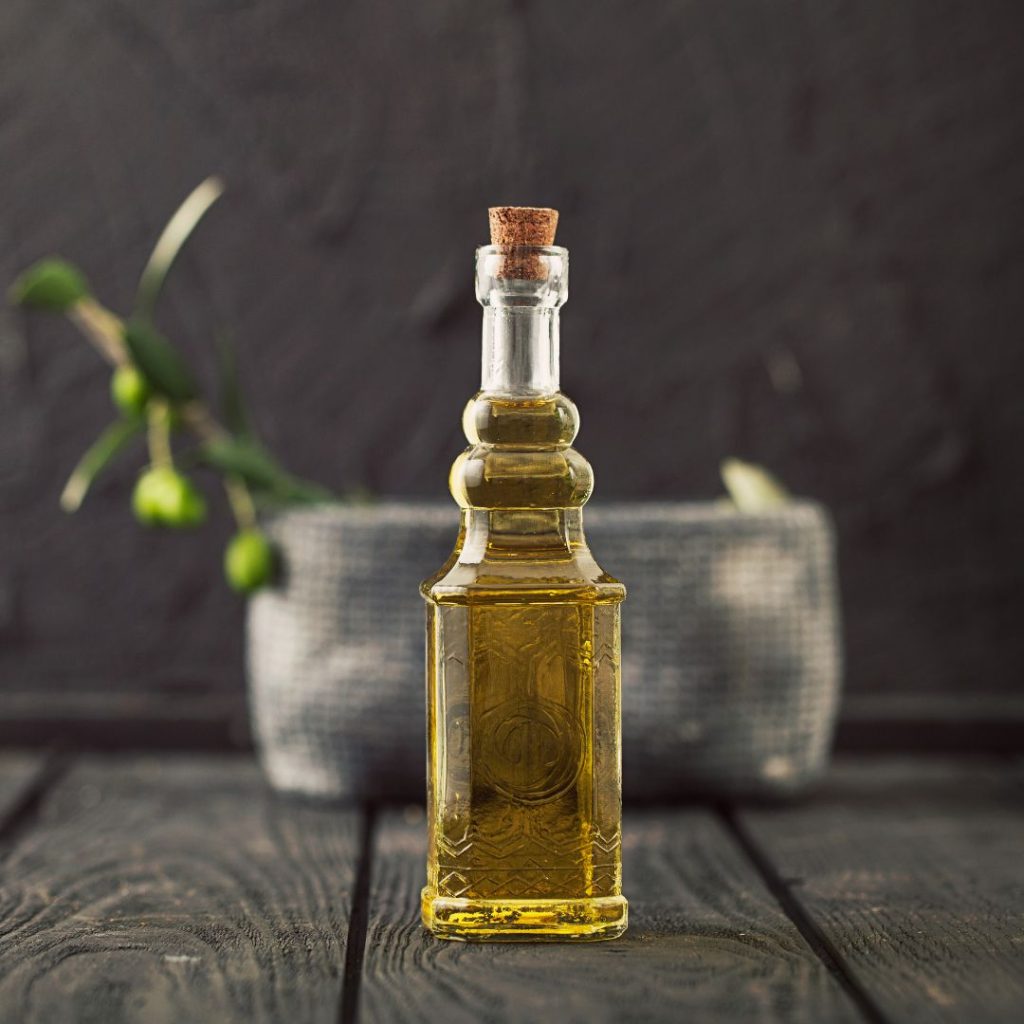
[{"x1": 481, "y1": 306, "x2": 560, "y2": 395}]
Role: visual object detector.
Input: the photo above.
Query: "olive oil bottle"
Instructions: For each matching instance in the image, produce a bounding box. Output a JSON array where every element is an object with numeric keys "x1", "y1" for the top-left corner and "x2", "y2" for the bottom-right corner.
[{"x1": 421, "y1": 207, "x2": 627, "y2": 941}]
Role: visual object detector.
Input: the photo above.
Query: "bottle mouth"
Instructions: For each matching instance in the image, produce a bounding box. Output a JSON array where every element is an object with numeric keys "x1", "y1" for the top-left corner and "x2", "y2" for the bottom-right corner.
[
  {"x1": 475, "y1": 244, "x2": 568, "y2": 259},
  {"x1": 476, "y1": 245, "x2": 568, "y2": 307}
]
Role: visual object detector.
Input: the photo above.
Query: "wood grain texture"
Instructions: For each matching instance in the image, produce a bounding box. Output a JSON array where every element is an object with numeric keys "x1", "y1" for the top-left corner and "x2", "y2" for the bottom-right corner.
[
  {"x1": 737, "y1": 757, "x2": 1024, "y2": 1024},
  {"x1": 1, "y1": 1, "x2": 1024, "y2": 728},
  {"x1": 0, "y1": 756, "x2": 361, "y2": 1024},
  {"x1": 357, "y1": 807, "x2": 861, "y2": 1024}
]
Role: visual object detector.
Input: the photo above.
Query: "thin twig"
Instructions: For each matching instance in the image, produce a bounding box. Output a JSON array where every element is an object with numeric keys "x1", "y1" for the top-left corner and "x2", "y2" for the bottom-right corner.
[
  {"x1": 67, "y1": 298, "x2": 128, "y2": 367},
  {"x1": 223, "y1": 475, "x2": 258, "y2": 529},
  {"x1": 146, "y1": 400, "x2": 174, "y2": 468},
  {"x1": 180, "y1": 401, "x2": 229, "y2": 444}
]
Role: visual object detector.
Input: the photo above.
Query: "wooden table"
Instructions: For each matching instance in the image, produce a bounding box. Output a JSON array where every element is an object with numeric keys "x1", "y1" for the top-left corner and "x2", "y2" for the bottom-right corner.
[{"x1": 0, "y1": 754, "x2": 1020, "y2": 1023}]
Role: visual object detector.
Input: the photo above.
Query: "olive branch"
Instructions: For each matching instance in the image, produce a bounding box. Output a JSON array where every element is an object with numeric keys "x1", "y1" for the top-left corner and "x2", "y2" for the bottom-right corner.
[{"x1": 9, "y1": 177, "x2": 336, "y2": 592}]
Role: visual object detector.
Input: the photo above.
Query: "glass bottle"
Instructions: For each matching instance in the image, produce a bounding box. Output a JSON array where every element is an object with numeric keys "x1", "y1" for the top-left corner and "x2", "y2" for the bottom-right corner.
[{"x1": 421, "y1": 207, "x2": 627, "y2": 941}]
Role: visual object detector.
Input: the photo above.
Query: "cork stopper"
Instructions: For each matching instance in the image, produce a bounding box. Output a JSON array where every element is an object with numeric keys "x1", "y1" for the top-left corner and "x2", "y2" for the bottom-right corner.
[{"x1": 488, "y1": 206, "x2": 559, "y2": 279}]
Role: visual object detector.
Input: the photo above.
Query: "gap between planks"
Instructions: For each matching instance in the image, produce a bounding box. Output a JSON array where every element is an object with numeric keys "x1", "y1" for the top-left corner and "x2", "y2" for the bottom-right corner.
[
  {"x1": 355, "y1": 805, "x2": 865, "y2": 1024},
  {"x1": 0, "y1": 749, "x2": 70, "y2": 855},
  {"x1": 718, "y1": 806, "x2": 890, "y2": 1024},
  {"x1": 339, "y1": 806, "x2": 377, "y2": 1024},
  {"x1": 734, "y1": 757, "x2": 1024, "y2": 1024}
]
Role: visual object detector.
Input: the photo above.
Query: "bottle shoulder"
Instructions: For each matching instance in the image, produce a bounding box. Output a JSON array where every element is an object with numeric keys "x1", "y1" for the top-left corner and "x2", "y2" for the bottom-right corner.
[
  {"x1": 423, "y1": 574, "x2": 626, "y2": 606},
  {"x1": 421, "y1": 525, "x2": 626, "y2": 605}
]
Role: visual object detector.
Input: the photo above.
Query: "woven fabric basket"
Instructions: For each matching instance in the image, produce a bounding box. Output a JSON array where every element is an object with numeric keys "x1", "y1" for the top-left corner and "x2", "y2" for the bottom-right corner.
[{"x1": 247, "y1": 501, "x2": 841, "y2": 802}]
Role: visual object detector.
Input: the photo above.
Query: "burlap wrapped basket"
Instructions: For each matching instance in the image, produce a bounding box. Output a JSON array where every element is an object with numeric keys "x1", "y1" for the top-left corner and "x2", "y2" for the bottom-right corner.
[{"x1": 247, "y1": 501, "x2": 841, "y2": 802}]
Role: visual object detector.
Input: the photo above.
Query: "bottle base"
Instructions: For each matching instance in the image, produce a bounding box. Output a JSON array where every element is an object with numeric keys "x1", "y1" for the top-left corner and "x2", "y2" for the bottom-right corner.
[{"x1": 421, "y1": 888, "x2": 628, "y2": 942}]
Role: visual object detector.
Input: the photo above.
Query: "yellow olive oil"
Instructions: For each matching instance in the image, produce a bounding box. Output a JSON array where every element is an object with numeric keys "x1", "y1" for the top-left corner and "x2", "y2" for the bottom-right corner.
[{"x1": 421, "y1": 215, "x2": 627, "y2": 941}]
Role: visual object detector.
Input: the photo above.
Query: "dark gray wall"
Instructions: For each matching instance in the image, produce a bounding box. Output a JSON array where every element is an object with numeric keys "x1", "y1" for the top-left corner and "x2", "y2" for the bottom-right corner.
[{"x1": 1, "y1": 0, "x2": 1022, "y2": 743}]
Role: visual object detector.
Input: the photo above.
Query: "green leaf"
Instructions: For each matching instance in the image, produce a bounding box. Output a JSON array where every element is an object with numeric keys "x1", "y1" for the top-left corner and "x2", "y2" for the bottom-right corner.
[
  {"x1": 135, "y1": 176, "x2": 224, "y2": 319},
  {"x1": 9, "y1": 258, "x2": 90, "y2": 311},
  {"x1": 60, "y1": 418, "x2": 144, "y2": 512},
  {"x1": 200, "y1": 437, "x2": 283, "y2": 491},
  {"x1": 215, "y1": 333, "x2": 251, "y2": 438},
  {"x1": 123, "y1": 320, "x2": 198, "y2": 403},
  {"x1": 200, "y1": 437, "x2": 334, "y2": 504},
  {"x1": 720, "y1": 458, "x2": 791, "y2": 511}
]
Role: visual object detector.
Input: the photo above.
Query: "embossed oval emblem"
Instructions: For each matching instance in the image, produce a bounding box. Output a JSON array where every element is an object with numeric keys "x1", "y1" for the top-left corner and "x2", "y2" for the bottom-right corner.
[{"x1": 479, "y1": 697, "x2": 582, "y2": 804}]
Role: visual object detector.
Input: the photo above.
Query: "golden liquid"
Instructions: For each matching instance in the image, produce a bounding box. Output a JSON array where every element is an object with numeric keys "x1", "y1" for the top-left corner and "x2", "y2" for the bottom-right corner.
[{"x1": 422, "y1": 394, "x2": 626, "y2": 941}]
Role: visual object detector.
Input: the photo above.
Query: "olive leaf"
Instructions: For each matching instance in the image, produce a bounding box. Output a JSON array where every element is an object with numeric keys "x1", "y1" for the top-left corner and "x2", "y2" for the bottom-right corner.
[
  {"x1": 200, "y1": 436, "x2": 332, "y2": 503},
  {"x1": 135, "y1": 176, "x2": 225, "y2": 320},
  {"x1": 60, "y1": 418, "x2": 144, "y2": 513},
  {"x1": 200, "y1": 437, "x2": 280, "y2": 490},
  {"x1": 720, "y1": 457, "x2": 791, "y2": 511},
  {"x1": 9, "y1": 258, "x2": 90, "y2": 312},
  {"x1": 215, "y1": 333, "x2": 251, "y2": 438},
  {"x1": 123, "y1": 320, "x2": 198, "y2": 403}
]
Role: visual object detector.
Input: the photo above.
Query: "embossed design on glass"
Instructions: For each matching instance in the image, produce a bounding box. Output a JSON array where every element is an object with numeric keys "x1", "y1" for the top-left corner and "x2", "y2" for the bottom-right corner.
[{"x1": 421, "y1": 208, "x2": 627, "y2": 941}]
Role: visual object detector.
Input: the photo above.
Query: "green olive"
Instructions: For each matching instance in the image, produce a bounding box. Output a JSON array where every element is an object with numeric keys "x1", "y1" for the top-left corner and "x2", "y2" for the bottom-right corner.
[
  {"x1": 110, "y1": 365, "x2": 150, "y2": 416},
  {"x1": 131, "y1": 469, "x2": 165, "y2": 526},
  {"x1": 224, "y1": 529, "x2": 276, "y2": 593},
  {"x1": 132, "y1": 467, "x2": 206, "y2": 528},
  {"x1": 169, "y1": 479, "x2": 207, "y2": 528}
]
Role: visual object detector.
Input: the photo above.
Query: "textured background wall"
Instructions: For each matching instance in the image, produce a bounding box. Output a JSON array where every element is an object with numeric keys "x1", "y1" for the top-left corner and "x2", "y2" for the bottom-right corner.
[{"x1": 1, "y1": 0, "x2": 1022, "y2": 744}]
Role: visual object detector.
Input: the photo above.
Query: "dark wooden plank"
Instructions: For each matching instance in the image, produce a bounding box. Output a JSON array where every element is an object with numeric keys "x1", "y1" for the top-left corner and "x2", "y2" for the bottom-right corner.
[
  {"x1": 357, "y1": 807, "x2": 862, "y2": 1024},
  {"x1": 0, "y1": 690, "x2": 248, "y2": 751},
  {"x1": 836, "y1": 695, "x2": 1024, "y2": 754},
  {"x1": 737, "y1": 757, "x2": 1024, "y2": 1024},
  {"x1": 0, "y1": 755, "x2": 361, "y2": 1024}
]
